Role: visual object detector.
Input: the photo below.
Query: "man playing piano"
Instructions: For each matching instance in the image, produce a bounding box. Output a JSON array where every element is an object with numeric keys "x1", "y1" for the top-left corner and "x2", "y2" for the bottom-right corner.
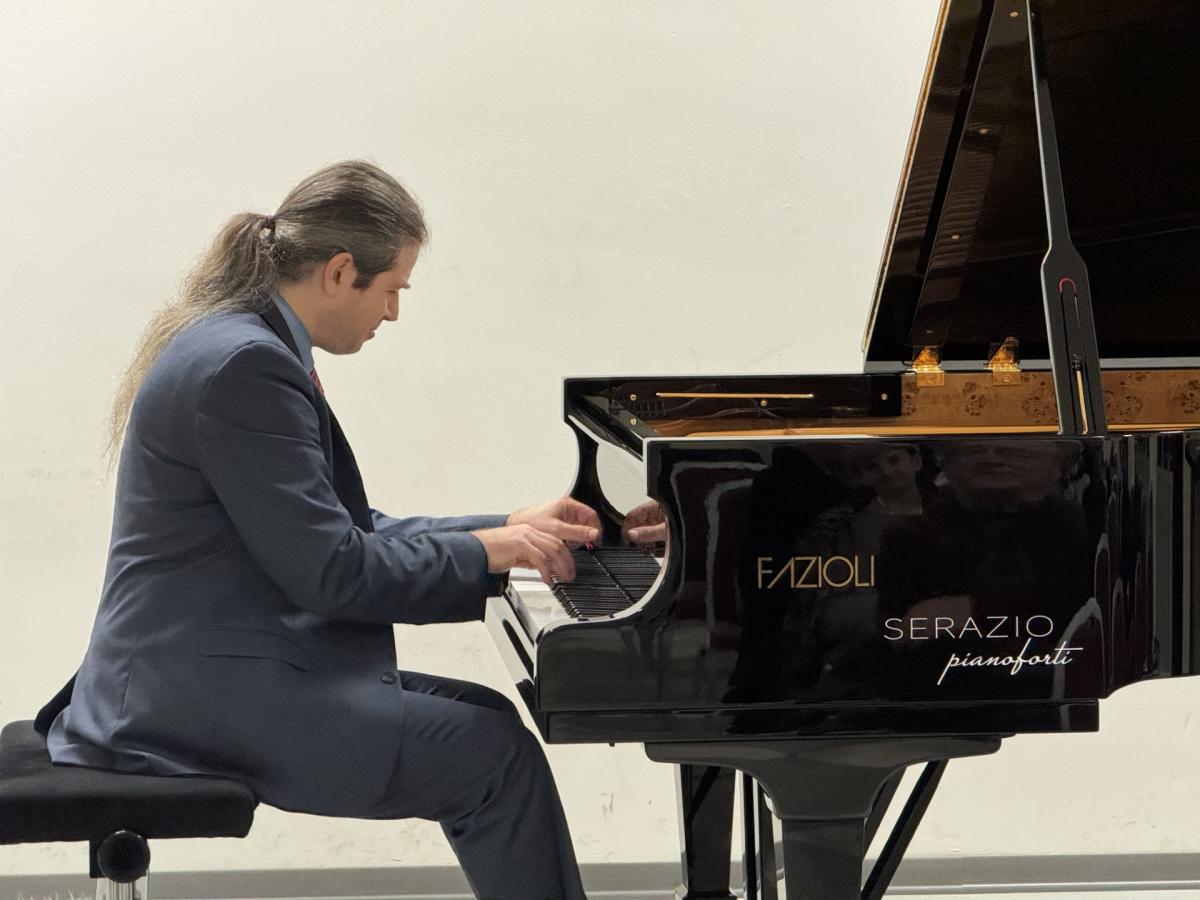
[{"x1": 35, "y1": 160, "x2": 593, "y2": 900}]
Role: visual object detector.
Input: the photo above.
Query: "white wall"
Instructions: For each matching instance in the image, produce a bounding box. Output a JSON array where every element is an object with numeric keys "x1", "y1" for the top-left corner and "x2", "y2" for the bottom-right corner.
[{"x1": 4, "y1": 0, "x2": 1197, "y2": 879}]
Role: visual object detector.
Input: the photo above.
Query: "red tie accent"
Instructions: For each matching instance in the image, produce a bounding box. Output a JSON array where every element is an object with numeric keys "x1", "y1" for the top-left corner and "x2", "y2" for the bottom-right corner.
[{"x1": 310, "y1": 367, "x2": 325, "y2": 396}]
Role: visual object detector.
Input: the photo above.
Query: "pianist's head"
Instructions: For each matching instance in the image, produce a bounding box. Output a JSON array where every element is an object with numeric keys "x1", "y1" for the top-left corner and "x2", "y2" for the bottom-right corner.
[
  {"x1": 105, "y1": 160, "x2": 426, "y2": 469},
  {"x1": 255, "y1": 160, "x2": 427, "y2": 356},
  {"x1": 936, "y1": 440, "x2": 1080, "y2": 510}
]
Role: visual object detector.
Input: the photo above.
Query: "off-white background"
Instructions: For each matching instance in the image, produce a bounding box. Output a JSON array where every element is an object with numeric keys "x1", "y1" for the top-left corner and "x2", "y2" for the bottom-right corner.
[{"x1": 3, "y1": 0, "x2": 1198, "y2": 879}]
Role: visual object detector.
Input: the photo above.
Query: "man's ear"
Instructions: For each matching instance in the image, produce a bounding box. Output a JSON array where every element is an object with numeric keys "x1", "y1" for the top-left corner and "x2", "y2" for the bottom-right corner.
[{"x1": 322, "y1": 252, "x2": 357, "y2": 294}]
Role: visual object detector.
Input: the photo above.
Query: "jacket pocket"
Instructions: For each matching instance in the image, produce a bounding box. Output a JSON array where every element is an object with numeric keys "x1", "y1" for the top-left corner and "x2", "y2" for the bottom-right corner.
[{"x1": 197, "y1": 627, "x2": 314, "y2": 671}]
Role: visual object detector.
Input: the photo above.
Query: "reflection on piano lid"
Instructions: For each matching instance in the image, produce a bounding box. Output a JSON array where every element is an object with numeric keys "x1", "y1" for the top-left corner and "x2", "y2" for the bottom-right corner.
[{"x1": 483, "y1": 3, "x2": 1200, "y2": 898}]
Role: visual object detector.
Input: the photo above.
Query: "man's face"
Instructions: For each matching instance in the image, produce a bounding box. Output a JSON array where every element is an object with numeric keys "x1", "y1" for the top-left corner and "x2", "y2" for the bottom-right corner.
[
  {"x1": 939, "y1": 440, "x2": 1064, "y2": 507},
  {"x1": 855, "y1": 446, "x2": 921, "y2": 493},
  {"x1": 329, "y1": 242, "x2": 419, "y2": 354}
]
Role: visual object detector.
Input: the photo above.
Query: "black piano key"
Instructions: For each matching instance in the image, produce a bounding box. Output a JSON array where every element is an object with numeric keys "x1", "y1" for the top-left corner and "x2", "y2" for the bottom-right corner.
[{"x1": 550, "y1": 545, "x2": 661, "y2": 618}]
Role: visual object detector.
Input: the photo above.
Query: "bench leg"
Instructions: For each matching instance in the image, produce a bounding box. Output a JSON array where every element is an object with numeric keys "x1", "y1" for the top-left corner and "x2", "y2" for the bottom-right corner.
[{"x1": 94, "y1": 874, "x2": 148, "y2": 900}]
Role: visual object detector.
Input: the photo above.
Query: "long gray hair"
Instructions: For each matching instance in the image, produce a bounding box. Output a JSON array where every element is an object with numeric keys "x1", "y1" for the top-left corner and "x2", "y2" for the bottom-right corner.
[{"x1": 105, "y1": 159, "x2": 427, "y2": 470}]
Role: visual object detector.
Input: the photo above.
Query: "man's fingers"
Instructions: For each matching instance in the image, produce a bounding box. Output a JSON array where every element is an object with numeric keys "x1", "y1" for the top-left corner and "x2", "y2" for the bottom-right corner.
[
  {"x1": 523, "y1": 529, "x2": 576, "y2": 584},
  {"x1": 626, "y1": 522, "x2": 669, "y2": 543},
  {"x1": 539, "y1": 532, "x2": 576, "y2": 582},
  {"x1": 562, "y1": 497, "x2": 602, "y2": 529},
  {"x1": 626, "y1": 499, "x2": 663, "y2": 521},
  {"x1": 545, "y1": 520, "x2": 600, "y2": 546},
  {"x1": 520, "y1": 543, "x2": 556, "y2": 585},
  {"x1": 621, "y1": 501, "x2": 665, "y2": 541}
]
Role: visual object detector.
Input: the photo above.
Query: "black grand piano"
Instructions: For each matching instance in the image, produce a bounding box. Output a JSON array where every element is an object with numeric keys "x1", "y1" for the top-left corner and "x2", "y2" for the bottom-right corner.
[{"x1": 485, "y1": 1, "x2": 1200, "y2": 896}]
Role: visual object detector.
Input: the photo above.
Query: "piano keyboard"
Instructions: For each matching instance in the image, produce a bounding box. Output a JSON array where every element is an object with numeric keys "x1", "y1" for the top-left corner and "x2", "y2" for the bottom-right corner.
[
  {"x1": 505, "y1": 546, "x2": 662, "y2": 634},
  {"x1": 552, "y1": 546, "x2": 662, "y2": 618}
]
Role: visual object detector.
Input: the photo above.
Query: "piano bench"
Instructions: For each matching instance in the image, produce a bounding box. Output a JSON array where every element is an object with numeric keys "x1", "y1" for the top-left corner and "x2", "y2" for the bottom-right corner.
[{"x1": 0, "y1": 719, "x2": 257, "y2": 898}]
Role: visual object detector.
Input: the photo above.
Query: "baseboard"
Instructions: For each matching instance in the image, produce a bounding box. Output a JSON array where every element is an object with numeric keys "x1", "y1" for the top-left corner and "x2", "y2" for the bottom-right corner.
[{"x1": 3, "y1": 853, "x2": 1200, "y2": 898}]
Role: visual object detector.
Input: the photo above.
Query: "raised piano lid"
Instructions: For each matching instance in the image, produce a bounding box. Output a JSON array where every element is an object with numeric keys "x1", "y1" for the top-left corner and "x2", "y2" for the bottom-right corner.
[{"x1": 862, "y1": 0, "x2": 1200, "y2": 371}]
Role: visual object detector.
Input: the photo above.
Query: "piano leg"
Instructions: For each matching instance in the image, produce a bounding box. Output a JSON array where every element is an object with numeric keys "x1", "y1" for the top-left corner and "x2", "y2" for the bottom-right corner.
[
  {"x1": 672, "y1": 764, "x2": 738, "y2": 899},
  {"x1": 751, "y1": 780, "x2": 779, "y2": 900},
  {"x1": 863, "y1": 769, "x2": 904, "y2": 850},
  {"x1": 648, "y1": 737, "x2": 1002, "y2": 900},
  {"x1": 743, "y1": 779, "x2": 865, "y2": 899},
  {"x1": 778, "y1": 818, "x2": 865, "y2": 898},
  {"x1": 748, "y1": 772, "x2": 900, "y2": 900},
  {"x1": 742, "y1": 774, "x2": 758, "y2": 900},
  {"x1": 862, "y1": 760, "x2": 950, "y2": 900},
  {"x1": 754, "y1": 762, "x2": 952, "y2": 899}
]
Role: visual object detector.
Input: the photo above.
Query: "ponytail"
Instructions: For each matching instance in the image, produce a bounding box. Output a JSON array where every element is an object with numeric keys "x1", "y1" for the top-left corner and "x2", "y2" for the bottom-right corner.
[{"x1": 105, "y1": 160, "x2": 426, "y2": 472}]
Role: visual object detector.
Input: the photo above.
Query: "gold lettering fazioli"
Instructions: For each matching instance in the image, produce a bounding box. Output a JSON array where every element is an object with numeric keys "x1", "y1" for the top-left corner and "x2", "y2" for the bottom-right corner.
[{"x1": 756, "y1": 555, "x2": 876, "y2": 589}]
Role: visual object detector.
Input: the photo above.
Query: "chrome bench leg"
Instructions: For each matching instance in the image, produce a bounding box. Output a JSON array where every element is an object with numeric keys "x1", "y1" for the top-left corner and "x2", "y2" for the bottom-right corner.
[{"x1": 95, "y1": 874, "x2": 148, "y2": 900}]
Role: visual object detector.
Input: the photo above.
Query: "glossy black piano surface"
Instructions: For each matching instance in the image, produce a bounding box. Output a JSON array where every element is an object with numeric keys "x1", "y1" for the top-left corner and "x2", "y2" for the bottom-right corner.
[
  {"x1": 492, "y1": 424, "x2": 1200, "y2": 740},
  {"x1": 484, "y1": 1, "x2": 1200, "y2": 896}
]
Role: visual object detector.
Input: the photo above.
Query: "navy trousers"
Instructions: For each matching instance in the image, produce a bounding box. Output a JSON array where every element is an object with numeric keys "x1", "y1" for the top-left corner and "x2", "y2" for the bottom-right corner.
[{"x1": 359, "y1": 672, "x2": 586, "y2": 900}]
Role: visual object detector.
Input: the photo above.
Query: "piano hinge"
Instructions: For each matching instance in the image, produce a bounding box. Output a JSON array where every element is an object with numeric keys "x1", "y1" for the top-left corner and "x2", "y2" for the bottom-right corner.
[
  {"x1": 987, "y1": 336, "x2": 1022, "y2": 385},
  {"x1": 911, "y1": 346, "x2": 945, "y2": 387}
]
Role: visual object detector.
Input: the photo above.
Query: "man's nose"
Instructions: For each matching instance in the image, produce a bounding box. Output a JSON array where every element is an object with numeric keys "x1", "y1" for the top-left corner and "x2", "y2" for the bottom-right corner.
[{"x1": 385, "y1": 296, "x2": 399, "y2": 321}]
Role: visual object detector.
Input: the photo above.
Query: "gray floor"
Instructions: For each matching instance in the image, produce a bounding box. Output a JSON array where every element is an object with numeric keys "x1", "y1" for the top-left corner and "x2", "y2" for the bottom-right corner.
[
  {"x1": 88, "y1": 892, "x2": 1200, "y2": 899},
  {"x1": 898, "y1": 895, "x2": 1200, "y2": 899},
  {"x1": 10, "y1": 861, "x2": 1200, "y2": 900},
  {"x1": 11, "y1": 890, "x2": 1200, "y2": 899}
]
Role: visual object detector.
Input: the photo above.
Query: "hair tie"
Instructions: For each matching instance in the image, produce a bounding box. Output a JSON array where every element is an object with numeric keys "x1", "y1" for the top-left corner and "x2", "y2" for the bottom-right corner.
[{"x1": 263, "y1": 214, "x2": 276, "y2": 232}]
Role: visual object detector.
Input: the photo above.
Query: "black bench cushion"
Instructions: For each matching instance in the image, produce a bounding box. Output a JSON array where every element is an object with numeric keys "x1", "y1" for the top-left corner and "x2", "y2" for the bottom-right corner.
[{"x1": 0, "y1": 720, "x2": 257, "y2": 844}]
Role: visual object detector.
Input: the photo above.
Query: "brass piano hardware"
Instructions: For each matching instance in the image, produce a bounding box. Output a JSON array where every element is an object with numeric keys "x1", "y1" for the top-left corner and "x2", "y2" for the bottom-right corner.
[
  {"x1": 1009, "y1": 9, "x2": 1020, "y2": 17},
  {"x1": 950, "y1": 233, "x2": 961, "y2": 241},
  {"x1": 685, "y1": 425, "x2": 1062, "y2": 437},
  {"x1": 987, "y1": 337, "x2": 1022, "y2": 385},
  {"x1": 911, "y1": 346, "x2": 945, "y2": 387},
  {"x1": 654, "y1": 392, "x2": 816, "y2": 400},
  {"x1": 1075, "y1": 371, "x2": 1088, "y2": 433},
  {"x1": 629, "y1": 393, "x2": 638, "y2": 402},
  {"x1": 759, "y1": 400, "x2": 768, "y2": 408},
  {"x1": 881, "y1": 392, "x2": 889, "y2": 401},
  {"x1": 629, "y1": 417, "x2": 639, "y2": 426}
]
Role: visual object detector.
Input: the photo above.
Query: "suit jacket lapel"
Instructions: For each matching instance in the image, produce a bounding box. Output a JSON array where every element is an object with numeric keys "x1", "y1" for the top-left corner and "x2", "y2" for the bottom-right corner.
[
  {"x1": 325, "y1": 411, "x2": 374, "y2": 533},
  {"x1": 259, "y1": 304, "x2": 334, "y2": 457},
  {"x1": 259, "y1": 305, "x2": 375, "y2": 533}
]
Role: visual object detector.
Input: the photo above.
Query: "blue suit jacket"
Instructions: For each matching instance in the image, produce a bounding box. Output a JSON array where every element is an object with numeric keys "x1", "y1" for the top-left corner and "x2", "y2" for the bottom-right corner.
[{"x1": 44, "y1": 307, "x2": 505, "y2": 815}]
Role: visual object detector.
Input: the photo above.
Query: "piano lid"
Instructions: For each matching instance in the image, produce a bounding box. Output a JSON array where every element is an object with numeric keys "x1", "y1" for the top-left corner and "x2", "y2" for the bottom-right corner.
[{"x1": 863, "y1": 0, "x2": 1200, "y2": 369}]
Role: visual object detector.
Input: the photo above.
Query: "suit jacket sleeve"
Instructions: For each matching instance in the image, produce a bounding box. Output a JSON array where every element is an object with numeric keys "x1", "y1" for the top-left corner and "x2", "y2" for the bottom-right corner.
[
  {"x1": 369, "y1": 509, "x2": 508, "y2": 539},
  {"x1": 194, "y1": 340, "x2": 491, "y2": 624}
]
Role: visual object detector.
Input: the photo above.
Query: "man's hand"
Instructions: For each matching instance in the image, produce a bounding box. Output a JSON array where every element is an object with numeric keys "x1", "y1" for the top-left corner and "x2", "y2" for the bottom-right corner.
[
  {"x1": 469, "y1": 497, "x2": 601, "y2": 587},
  {"x1": 471, "y1": 523, "x2": 578, "y2": 586},
  {"x1": 622, "y1": 500, "x2": 667, "y2": 544},
  {"x1": 506, "y1": 496, "x2": 601, "y2": 547}
]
